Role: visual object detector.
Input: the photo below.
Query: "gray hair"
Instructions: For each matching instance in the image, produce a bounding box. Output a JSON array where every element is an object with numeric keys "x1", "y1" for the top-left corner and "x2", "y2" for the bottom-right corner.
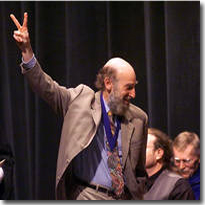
[
  {"x1": 173, "y1": 131, "x2": 200, "y2": 156},
  {"x1": 95, "y1": 64, "x2": 117, "y2": 90}
]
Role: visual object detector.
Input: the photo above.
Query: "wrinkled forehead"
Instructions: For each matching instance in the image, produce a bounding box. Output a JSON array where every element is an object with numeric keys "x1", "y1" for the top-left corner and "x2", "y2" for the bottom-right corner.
[
  {"x1": 115, "y1": 68, "x2": 136, "y2": 82},
  {"x1": 173, "y1": 145, "x2": 197, "y2": 159}
]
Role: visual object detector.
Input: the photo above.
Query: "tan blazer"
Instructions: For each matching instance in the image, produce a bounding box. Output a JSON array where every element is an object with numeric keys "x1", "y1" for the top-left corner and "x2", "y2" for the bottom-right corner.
[{"x1": 21, "y1": 61, "x2": 148, "y2": 200}]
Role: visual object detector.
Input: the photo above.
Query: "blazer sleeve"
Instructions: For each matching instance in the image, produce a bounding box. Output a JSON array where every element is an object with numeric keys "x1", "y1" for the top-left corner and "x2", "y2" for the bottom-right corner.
[{"x1": 20, "y1": 60, "x2": 83, "y2": 118}]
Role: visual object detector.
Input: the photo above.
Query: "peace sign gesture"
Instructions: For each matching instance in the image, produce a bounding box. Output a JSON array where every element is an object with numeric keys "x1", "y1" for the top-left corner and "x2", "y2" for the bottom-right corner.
[{"x1": 10, "y1": 12, "x2": 33, "y2": 62}]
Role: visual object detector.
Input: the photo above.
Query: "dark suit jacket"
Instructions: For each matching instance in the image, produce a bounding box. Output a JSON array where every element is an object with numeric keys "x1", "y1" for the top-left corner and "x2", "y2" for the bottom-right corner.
[{"x1": 21, "y1": 60, "x2": 148, "y2": 200}]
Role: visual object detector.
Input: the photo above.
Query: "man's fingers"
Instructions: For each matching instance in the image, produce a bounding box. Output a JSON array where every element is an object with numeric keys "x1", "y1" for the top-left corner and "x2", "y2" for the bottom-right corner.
[
  {"x1": 22, "y1": 12, "x2": 28, "y2": 29},
  {"x1": 14, "y1": 30, "x2": 21, "y2": 35},
  {"x1": 10, "y1": 14, "x2": 21, "y2": 29},
  {"x1": 13, "y1": 30, "x2": 23, "y2": 41},
  {"x1": 13, "y1": 34, "x2": 23, "y2": 43}
]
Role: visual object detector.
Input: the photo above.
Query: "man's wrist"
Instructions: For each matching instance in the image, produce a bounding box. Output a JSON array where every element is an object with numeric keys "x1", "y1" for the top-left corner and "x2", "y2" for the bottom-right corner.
[
  {"x1": 21, "y1": 46, "x2": 34, "y2": 62},
  {"x1": 22, "y1": 54, "x2": 36, "y2": 70}
]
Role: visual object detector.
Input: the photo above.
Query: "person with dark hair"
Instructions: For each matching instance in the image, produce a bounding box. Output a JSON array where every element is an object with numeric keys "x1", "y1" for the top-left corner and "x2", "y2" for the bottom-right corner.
[
  {"x1": 10, "y1": 12, "x2": 148, "y2": 200},
  {"x1": 143, "y1": 128, "x2": 195, "y2": 200},
  {"x1": 172, "y1": 131, "x2": 200, "y2": 200},
  {"x1": 0, "y1": 143, "x2": 15, "y2": 200}
]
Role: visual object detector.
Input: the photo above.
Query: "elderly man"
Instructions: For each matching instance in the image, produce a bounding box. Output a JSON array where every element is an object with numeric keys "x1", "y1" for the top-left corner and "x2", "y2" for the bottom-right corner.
[
  {"x1": 144, "y1": 128, "x2": 195, "y2": 200},
  {"x1": 10, "y1": 12, "x2": 148, "y2": 200},
  {"x1": 172, "y1": 131, "x2": 200, "y2": 200}
]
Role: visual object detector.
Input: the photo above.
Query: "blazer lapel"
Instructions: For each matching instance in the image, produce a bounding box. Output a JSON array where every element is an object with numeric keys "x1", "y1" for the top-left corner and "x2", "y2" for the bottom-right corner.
[
  {"x1": 121, "y1": 113, "x2": 135, "y2": 169},
  {"x1": 91, "y1": 91, "x2": 102, "y2": 128}
]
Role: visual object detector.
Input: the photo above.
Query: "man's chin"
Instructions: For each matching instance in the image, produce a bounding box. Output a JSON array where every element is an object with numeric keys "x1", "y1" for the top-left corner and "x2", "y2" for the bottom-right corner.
[
  {"x1": 181, "y1": 172, "x2": 191, "y2": 179},
  {"x1": 108, "y1": 98, "x2": 129, "y2": 116}
]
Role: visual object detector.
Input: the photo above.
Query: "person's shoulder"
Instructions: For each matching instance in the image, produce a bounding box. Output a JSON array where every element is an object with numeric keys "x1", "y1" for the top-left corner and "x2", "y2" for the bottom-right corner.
[
  {"x1": 170, "y1": 173, "x2": 195, "y2": 199},
  {"x1": 164, "y1": 169, "x2": 182, "y2": 178},
  {"x1": 76, "y1": 84, "x2": 93, "y2": 92},
  {"x1": 175, "y1": 177, "x2": 192, "y2": 190},
  {"x1": 68, "y1": 84, "x2": 95, "y2": 102},
  {"x1": 129, "y1": 104, "x2": 148, "y2": 122},
  {"x1": 164, "y1": 169, "x2": 190, "y2": 188},
  {"x1": 69, "y1": 84, "x2": 94, "y2": 94}
]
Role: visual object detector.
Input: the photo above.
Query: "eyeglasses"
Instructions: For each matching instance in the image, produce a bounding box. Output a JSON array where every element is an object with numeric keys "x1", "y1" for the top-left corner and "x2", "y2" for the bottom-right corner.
[{"x1": 173, "y1": 157, "x2": 194, "y2": 166}]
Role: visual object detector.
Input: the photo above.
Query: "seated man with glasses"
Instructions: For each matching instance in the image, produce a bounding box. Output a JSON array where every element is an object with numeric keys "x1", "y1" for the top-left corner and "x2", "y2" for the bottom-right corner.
[
  {"x1": 172, "y1": 131, "x2": 200, "y2": 200},
  {"x1": 143, "y1": 128, "x2": 194, "y2": 200}
]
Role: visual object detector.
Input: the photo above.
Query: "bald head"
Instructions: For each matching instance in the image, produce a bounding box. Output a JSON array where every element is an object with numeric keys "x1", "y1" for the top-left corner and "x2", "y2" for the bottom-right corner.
[
  {"x1": 95, "y1": 57, "x2": 136, "y2": 90},
  {"x1": 104, "y1": 57, "x2": 135, "y2": 75}
]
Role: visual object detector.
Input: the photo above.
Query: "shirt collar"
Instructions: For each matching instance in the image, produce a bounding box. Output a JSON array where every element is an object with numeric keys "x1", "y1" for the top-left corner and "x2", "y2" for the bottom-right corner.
[{"x1": 102, "y1": 95, "x2": 110, "y2": 113}]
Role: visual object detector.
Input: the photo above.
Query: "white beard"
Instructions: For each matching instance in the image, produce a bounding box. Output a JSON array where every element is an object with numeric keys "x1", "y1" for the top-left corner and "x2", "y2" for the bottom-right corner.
[{"x1": 108, "y1": 88, "x2": 129, "y2": 116}]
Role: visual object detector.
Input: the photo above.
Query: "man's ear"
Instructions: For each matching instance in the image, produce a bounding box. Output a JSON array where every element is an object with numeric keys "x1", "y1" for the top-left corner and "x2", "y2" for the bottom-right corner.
[
  {"x1": 156, "y1": 148, "x2": 164, "y2": 161},
  {"x1": 104, "y1": 77, "x2": 112, "y2": 92}
]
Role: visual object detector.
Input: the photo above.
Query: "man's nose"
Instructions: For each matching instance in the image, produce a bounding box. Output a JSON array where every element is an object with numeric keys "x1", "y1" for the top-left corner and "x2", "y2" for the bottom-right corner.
[
  {"x1": 179, "y1": 161, "x2": 186, "y2": 170},
  {"x1": 129, "y1": 88, "x2": 135, "y2": 99}
]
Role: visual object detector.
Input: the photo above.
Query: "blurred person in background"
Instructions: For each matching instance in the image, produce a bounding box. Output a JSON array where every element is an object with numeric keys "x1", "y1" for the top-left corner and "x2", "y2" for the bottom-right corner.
[
  {"x1": 172, "y1": 131, "x2": 200, "y2": 200},
  {"x1": 144, "y1": 128, "x2": 195, "y2": 200},
  {"x1": 0, "y1": 126, "x2": 15, "y2": 200}
]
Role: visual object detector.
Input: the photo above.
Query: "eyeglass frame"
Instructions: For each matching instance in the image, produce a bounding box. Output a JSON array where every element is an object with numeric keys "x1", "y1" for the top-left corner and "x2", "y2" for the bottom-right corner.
[{"x1": 173, "y1": 157, "x2": 198, "y2": 166}]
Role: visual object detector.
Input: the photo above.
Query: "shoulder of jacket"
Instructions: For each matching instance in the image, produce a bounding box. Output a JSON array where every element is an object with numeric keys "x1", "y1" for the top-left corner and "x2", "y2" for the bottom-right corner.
[
  {"x1": 71, "y1": 84, "x2": 94, "y2": 94},
  {"x1": 129, "y1": 104, "x2": 148, "y2": 122},
  {"x1": 68, "y1": 84, "x2": 95, "y2": 102}
]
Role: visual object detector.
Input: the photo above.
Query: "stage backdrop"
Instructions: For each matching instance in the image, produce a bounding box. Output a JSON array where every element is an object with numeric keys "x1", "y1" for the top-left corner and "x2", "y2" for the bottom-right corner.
[{"x1": 0, "y1": 1, "x2": 200, "y2": 200}]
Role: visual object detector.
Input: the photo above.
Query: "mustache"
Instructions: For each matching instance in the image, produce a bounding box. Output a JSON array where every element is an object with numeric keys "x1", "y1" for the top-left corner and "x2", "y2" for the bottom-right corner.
[
  {"x1": 124, "y1": 96, "x2": 131, "y2": 101},
  {"x1": 178, "y1": 168, "x2": 193, "y2": 175}
]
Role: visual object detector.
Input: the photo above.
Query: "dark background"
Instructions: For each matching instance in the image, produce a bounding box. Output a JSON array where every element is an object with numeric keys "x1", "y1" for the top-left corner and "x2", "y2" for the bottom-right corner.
[{"x1": 0, "y1": 1, "x2": 200, "y2": 200}]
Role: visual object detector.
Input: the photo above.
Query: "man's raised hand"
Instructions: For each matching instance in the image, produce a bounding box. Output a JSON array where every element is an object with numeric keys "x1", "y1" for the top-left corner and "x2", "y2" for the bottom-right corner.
[{"x1": 10, "y1": 12, "x2": 33, "y2": 62}]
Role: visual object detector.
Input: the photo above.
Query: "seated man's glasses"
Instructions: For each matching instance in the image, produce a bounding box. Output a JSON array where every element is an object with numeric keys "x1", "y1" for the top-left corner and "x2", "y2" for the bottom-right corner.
[{"x1": 173, "y1": 157, "x2": 194, "y2": 166}]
